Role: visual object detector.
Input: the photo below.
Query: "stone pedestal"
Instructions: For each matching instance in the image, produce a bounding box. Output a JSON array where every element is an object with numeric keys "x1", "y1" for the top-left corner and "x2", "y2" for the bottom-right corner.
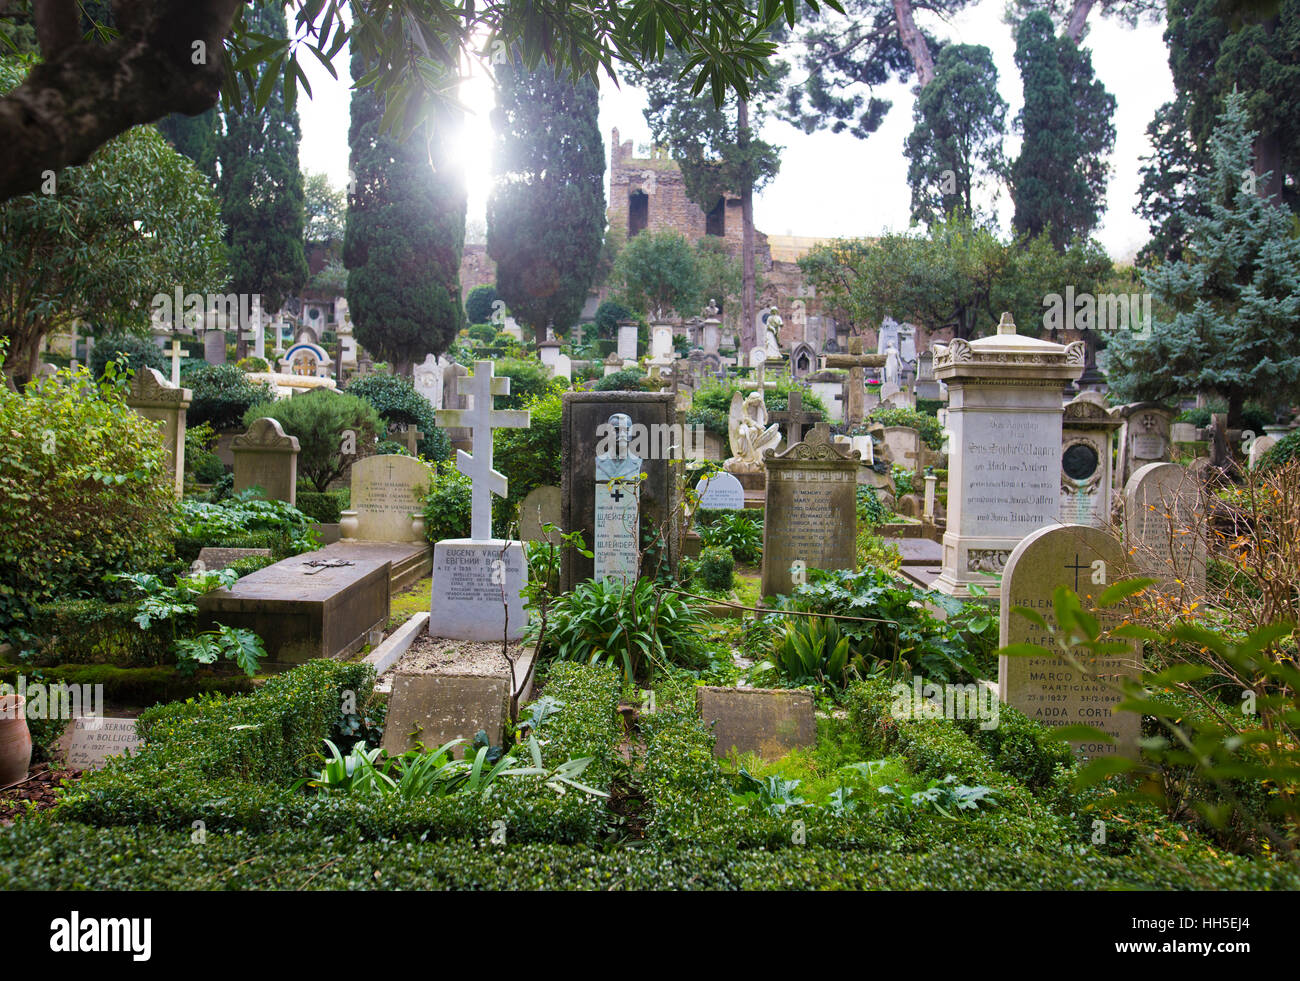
[
  {"x1": 931, "y1": 314, "x2": 1084, "y2": 599},
  {"x1": 429, "y1": 539, "x2": 527, "y2": 642}
]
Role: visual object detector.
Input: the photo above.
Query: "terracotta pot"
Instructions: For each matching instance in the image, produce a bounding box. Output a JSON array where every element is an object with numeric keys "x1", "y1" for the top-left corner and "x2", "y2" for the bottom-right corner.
[{"x1": 0, "y1": 694, "x2": 32, "y2": 788}]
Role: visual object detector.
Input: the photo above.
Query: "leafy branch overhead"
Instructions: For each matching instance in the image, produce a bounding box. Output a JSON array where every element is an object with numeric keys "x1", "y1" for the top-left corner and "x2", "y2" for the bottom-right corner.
[{"x1": 0, "y1": 0, "x2": 836, "y2": 203}]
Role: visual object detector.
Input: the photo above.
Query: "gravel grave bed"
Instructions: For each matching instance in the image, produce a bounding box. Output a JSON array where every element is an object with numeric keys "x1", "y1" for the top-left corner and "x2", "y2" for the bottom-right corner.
[{"x1": 379, "y1": 634, "x2": 527, "y2": 685}]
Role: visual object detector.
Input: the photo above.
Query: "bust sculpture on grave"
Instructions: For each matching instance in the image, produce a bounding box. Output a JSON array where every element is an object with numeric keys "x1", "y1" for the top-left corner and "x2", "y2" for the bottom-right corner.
[{"x1": 725, "y1": 391, "x2": 782, "y2": 473}]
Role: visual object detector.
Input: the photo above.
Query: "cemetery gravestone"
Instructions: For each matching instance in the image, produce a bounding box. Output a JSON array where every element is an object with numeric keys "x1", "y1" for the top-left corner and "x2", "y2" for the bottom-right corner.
[
  {"x1": 931, "y1": 314, "x2": 1084, "y2": 599},
  {"x1": 59, "y1": 717, "x2": 141, "y2": 770},
  {"x1": 231, "y1": 417, "x2": 299, "y2": 505},
  {"x1": 431, "y1": 361, "x2": 530, "y2": 642},
  {"x1": 1060, "y1": 392, "x2": 1121, "y2": 528},
  {"x1": 561, "y1": 392, "x2": 678, "y2": 591},
  {"x1": 519, "y1": 485, "x2": 563, "y2": 546},
  {"x1": 1248, "y1": 434, "x2": 1278, "y2": 469},
  {"x1": 203, "y1": 329, "x2": 227, "y2": 365},
  {"x1": 761, "y1": 424, "x2": 859, "y2": 598},
  {"x1": 770, "y1": 390, "x2": 820, "y2": 446},
  {"x1": 1123, "y1": 462, "x2": 1207, "y2": 594},
  {"x1": 696, "y1": 687, "x2": 815, "y2": 760},
  {"x1": 999, "y1": 524, "x2": 1141, "y2": 759},
  {"x1": 617, "y1": 320, "x2": 639, "y2": 361},
  {"x1": 340, "y1": 455, "x2": 431, "y2": 543},
  {"x1": 126, "y1": 367, "x2": 191, "y2": 499},
  {"x1": 1116, "y1": 402, "x2": 1174, "y2": 489},
  {"x1": 593, "y1": 413, "x2": 642, "y2": 586},
  {"x1": 695, "y1": 471, "x2": 745, "y2": 510}
]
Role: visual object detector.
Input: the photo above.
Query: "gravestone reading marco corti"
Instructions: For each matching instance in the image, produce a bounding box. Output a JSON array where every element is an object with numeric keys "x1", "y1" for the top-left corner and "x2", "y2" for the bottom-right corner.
[
  {"x1": 760, "y1": 424, "x2": 859, "y2": 598},
  {"x1": 931, "y1": 313, "x2": 1085, "y2": 599},
  {"x1": 999, "y1": 524, "x2": 1142, "y2": 758}
]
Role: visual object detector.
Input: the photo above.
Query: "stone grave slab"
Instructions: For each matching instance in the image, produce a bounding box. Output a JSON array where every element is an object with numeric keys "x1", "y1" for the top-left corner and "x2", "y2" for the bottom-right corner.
[
  {"x1": 381, "y1": 648, "x2": 536, "y2": 759},
  {"x1": 519, "y1": 485, "x2": 563, "y2": 545},
  {"x1": 57, "y1": 716, "x2": 141, "y2": 770},
  {"x1": 760, "y1": 425, "x2": 858, "y2": 598},
  {"x1": 315, "y1": 540, "x2": 432, "y2": 594},
  {"x1": 194, "y1": 547, "x2": 272, "y2": 571},
  {"x1": 696, "y1": 686, "x2": 815, "y2": 760},
  {"x1": 197, "y1": 555, "x2": 391, "y2": 663},
  {"x1": 999, "y1": 524, "x2": 1141, "y2": 759},
  {"x1": 896, "y1": 537, "x2": 943, "y2": 567}
]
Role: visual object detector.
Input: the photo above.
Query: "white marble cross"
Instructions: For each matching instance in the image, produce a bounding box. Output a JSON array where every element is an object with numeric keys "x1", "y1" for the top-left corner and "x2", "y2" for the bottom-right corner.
[
  {"x1": 168, "y1": 339, "x2": 184, "y2": 386},
  {"x1": 435, "y1": 360, "x2": 529, "y2": 540}
]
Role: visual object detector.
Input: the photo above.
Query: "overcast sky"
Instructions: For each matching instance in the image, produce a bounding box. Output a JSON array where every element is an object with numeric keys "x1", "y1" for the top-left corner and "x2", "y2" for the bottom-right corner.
[{"x1": 297, "y1": 1, "x2": 1174, "y2": 262}]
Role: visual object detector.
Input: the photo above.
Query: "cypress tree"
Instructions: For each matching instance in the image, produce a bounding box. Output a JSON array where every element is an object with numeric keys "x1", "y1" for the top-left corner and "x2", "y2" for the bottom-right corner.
[
  {"x1": 344, "y1": 49, "x2": 465, "y2": 369},
  {"x1": 487, "y1": 59, "x2": 604, "y2": 343}
]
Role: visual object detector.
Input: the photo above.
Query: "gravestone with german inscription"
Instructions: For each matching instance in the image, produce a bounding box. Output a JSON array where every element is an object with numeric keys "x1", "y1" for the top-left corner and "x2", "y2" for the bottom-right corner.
[
  {"x1": 760, "y1": 424, "x2": 859, "y2": 598},
  {"x1": 931, "y1": 313, "x2": 1084, "y2": 598},
  {"x1": 1122, "y1": 462, "x2": 1207, "y2": 594},
  {"x1": 999, "y1": 524, "x2": 1141, "y2": 758}
]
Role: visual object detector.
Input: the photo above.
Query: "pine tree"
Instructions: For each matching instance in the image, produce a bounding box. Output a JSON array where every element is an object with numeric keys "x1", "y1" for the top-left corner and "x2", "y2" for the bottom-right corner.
[
  {"x1": 156, "y1": 109, "x2": 219, "y2": 183},
  {"x1": 1135, "y1": 96, "x2": 1210, "y2": 266},
  {"x1": 344, "y1": 49, "x2": 465, "y2": 370},
  {"x1": 216, "y1": 1, "x2": 307, "y2": 321},
  {"x1": 1010, "y1": 11, "x2": 1115, "y2": 248},
  {"x1": 487, "y1": 59, "x2": 604, "y2": 343},
  {"x1": 1107, "y1": 92, "x2": 1300, "y2": 427},
  {"x1": 904, "y1": 43, "x2": 1007, "y2": 226}
]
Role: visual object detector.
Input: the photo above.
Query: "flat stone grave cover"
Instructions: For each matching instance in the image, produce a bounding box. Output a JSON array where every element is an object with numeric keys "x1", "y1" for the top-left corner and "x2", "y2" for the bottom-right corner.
[
  {"x1": 57, "y1": 717, "x2": 140, "y2": 770},
  {"x1": 197, "y1": 554, "x2": 391, "y2": 663},
  {"x1": 696, "y1": 687, "x2": 815, "y2": 760},
  {"x1": 896, "y1": 537, "x2": 943, "y2": 567},
  {"x1": 999, "y1": 524, "x2": 1142, "y2": 759}
]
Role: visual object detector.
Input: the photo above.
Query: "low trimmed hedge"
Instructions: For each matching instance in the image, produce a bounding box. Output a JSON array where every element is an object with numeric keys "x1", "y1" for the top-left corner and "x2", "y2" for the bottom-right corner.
[
  {"x1": 294, "y1": 490, "x2": 345, "y2": 525},
  {"x1": 0, "y1": 664, "x2": 255, "y2": 706},
  {"x1": 23, "y1": 599, "x2": 175, "y2": 667}
]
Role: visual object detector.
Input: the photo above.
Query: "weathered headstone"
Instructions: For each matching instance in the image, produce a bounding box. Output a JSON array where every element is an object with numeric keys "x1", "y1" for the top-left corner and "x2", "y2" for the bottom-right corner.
[
  {"x1": 203, "y1": 329, "x2": 227, "y2": 365},
  {"x1": 617, "y1": 319, "x2": 639, "y2": 361},
  {"x1": 339, "y1": 455, "x2": 431, "y2": 543},
  {"x1": 194, "y1": 546, "x2": 272, "y2": 571},
  {"x1": 999, "y1": 524, "x2": 1141, "y2": 759},
  {"x1": 695, "y1": 470, "x2": 745, "y2": 510},
  {"x1": 59, "y1": 717, "x2": 141, "y2": 770},
  {"x1": 931, "y1": 314, "x2": 1084, "y2": 598},
  {"x1": 430, "y1": 361, "x2": 530, "y2": 641},
  {"x1": 770, "y1": 390, "x2": 820, "y2": 446},
  {"x1": 696, "y1": 687, "x2": 815, "y2": 760},
  {"x1": 561, "y1": 392, "x2": 678, "y2": 591},
  {"x1": 1116, "y1": 402, "x2": 1174, "y2": 488},
  {"x1": 1248, "y1": 434, "x2": 1278, "y2": 469},
  {"x1": 232, "y1": 417, "x2": 299, "y2": 505},
  {"x1": 518, "y1": 485, "x2": 563, "y2": 545},
  {"x1": 760, "y1": 424, "x2": 859, "y2": 598},
  {"x1": 1060, "y1": 392, "x2": 1120, "y2": 528},
  {"x1": 1122, "y1": 462, "x2": 1207, "y2": 594},
  {"x1": 126, "y1": 367, "x2": 191, "y2": 499}
]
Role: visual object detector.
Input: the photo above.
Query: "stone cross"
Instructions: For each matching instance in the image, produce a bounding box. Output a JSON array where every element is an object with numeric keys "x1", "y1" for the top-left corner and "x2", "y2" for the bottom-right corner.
[
  {"x1": 770, "y1": 390, "x2": 819, "y2": 445},
  {"x1": 400, "y1": 425, "x2": 423, "y2": 456},
  {"x1": 824, "y1": 335, "x2": 887, "y2": 427},
  {"x1": 435, "y1": 360, "x2": 529, "y2": 541},
  {"x1": 168, "y1": 338, "x2": 184, "y2": 386}
]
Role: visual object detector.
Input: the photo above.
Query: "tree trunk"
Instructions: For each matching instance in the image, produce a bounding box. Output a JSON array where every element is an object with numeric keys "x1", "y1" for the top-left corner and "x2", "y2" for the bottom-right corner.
[
  {"x1": 892, "y1": 0, "x2": 935, "y2": 89},
  {"x1": 1064, "y1": 0, "x2": 1097, "y2": 43},
  {"x1": 739, "y1": 98, "x2": 757, "y2": 359},
  {"x1": 1, "y1": 323, "x2": 47, "y2": 388}
]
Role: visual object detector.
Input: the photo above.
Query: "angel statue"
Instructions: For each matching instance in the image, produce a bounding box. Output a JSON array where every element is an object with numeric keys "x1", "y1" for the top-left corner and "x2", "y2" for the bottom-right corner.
[
  {"x1": 725, "y1": 391, "x2": 783, "y2": 472},
  {"x1": 764, "y1": 306, "x2": 783, "y2": 359}
]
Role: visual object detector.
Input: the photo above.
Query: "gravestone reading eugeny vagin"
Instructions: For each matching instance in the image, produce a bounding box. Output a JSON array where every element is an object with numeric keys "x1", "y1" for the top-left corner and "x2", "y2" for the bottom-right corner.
[
  {"x1": 430, "y1": 361, "x2": 530, "y2": 641},
  {"x1": 232, "y1": 417, "x2": 299, "y2": 505},
  {"x1": 999, "y1": 524, "x2": 1142, "y2": 759},
  {"x1": 594, "y1": 413, "x2": 642, "y2": 586},
  {"x1": 561, "y1": 392, "x2": 678, "y2": 591},
  {"x1": 1122, "y1": 462, "x2": 1207, "y2": 594},
  {"x1": 930, "y1": 313, "x2": 1084, "y2": 599},
  {"x1": 760, "y1": 424, "x2": 859, "y2": 598}
]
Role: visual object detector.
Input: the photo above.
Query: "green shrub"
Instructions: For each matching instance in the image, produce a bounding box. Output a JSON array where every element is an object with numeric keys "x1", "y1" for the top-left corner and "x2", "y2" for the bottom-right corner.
[
  {"x1": 0, "y1": 366, "x2": 175, "y2": 634},
  {"x1": 536, "y1": 578, "x2": 707, "y2": 683},
  {"x1": 591, "y1": 368, "x2": 646, "y2": 392},
  {"x1": 697, "y1": 546, "x2": 735, "y2": 592},
  {"x1": 495, "y1": 358, "x2": 558, "y2": 409},
  {"x1": 89, "y1": 332, "x2": 168, "y2": 380},
  {"x1": 184, "y1": 362, "x2": 275, "y2": 431},
  {"x1": 465, "y1": 284, "x2": 500, "y2": 325},
  {"x1": 1260, "y1": 430, "x2": 1300, "y2": 470},
  {"x1": 467, "y1": 322, "x2": 498, "y2": 344},
  {"x1": 173, "y1": 494, "x2": 318, "y2": 561},
  {"x1": 236, "y1": 356, "x2": 270, "y2": 372},
  {"x1": 243, "y1": 389, "x2": 383, "y2": 492},
  {"x1": 856, "y1": 484, "x2": 890, "y2": 525},
  {"x1": 493, "y1": 391, "x2": 563, "y2": 531},
  {"x1": 184, "y1": 421, "x2": 226, "y2": 484},
  {"x1": 699, "y1": 511, "x2": 763, "y2": 565},
  {"x1": 1176, "y1": 402, "x2": 1274, "y2": 434},
  {"x1": 22, "y1": 599, "x2": 175, "y2": 667},
  {"x1": 294, "y1": 490, "x2": 345, "y2": 524},
  {"x1": 345, "y1": 373, "x2": 448, "y2": 461},
  {"x1": 863, "y1": 406, "x2": 944, "y2": 450},
  {"x1": 685, "y1": 406, "x2": 729, "y2": 443},
  {"x1": 423, "y1": 463, "x2": 472, "y2": 542}
]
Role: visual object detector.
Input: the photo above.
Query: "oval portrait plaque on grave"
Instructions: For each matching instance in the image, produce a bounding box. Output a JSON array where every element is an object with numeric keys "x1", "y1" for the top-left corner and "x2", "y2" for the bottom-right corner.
[{"x1": 1062, "y1": 442, "x2": 1099, "y2": 482}]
